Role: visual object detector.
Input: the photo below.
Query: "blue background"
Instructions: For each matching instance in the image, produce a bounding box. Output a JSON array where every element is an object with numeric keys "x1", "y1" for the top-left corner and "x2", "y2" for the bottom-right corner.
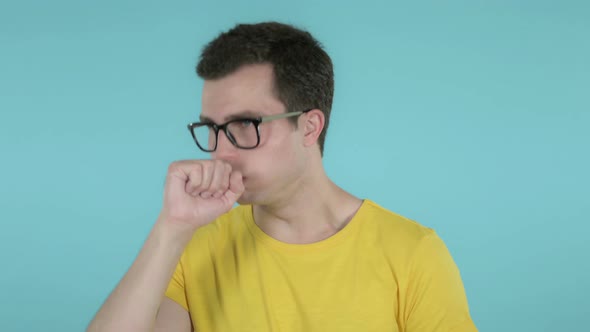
[{"x1": 1, "y1": 1, "x2": 588, "y2": 331}]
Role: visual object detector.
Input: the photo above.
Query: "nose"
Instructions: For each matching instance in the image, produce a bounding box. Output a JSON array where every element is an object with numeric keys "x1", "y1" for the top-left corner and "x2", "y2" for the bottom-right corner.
[{"x1": 212, "y1": 130, "x2": 238, "y2": 160}]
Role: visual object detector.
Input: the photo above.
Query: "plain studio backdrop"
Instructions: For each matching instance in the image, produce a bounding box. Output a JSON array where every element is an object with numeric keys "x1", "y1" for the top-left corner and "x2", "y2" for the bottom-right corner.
[{"x1": 0, "y1": 1, "x2": 588, "y2": 331}]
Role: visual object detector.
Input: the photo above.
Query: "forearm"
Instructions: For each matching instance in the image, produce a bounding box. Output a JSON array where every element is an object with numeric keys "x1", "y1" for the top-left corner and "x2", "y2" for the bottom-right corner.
[{"x1": 87, "y1": 221, "x2": 193, "y2": 332}]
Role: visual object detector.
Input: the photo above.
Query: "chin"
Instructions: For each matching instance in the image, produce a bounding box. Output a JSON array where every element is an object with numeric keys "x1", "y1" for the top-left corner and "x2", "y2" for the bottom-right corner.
[
  {"x1": 236, "y1": 191, "x2": 256, "y2": 206},
  {"x1": 236, "y1": 188, "x2": 269, "y2": 206},
  {"x1": 236, "y1": 196, "x2": 250, "y2": 206}
]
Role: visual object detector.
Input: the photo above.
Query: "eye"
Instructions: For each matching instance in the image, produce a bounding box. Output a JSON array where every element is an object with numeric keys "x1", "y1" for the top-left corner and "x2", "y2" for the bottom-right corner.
[{"x1": 238, "y1": 119, "x2": 254, "y2": 127}]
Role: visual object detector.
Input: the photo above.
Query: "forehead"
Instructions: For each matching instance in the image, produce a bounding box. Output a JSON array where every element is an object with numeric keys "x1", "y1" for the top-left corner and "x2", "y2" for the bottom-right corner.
[{"x1": 201, "y1": 64, "x2": 285, "y2": 122}]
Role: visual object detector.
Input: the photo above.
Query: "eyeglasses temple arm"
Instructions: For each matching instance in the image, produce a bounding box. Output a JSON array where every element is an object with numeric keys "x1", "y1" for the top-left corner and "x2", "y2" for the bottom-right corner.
[{"x1": 260, "y1": 111, "x2": 305, "y2": 123}]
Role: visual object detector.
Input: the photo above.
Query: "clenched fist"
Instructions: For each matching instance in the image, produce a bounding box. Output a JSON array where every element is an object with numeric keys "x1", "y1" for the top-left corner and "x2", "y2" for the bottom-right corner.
[{"x1": 158, "y1": 160, "x2": 245, "y2": 232}]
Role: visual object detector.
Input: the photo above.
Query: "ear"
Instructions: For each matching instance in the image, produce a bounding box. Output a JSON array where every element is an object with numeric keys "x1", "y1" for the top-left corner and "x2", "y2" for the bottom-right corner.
[{"x1": 301, "y1": 109, "x2": 325, "y2": 148}]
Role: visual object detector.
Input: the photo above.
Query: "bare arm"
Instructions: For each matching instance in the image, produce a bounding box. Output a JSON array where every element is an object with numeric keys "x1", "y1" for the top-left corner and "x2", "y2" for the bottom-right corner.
[
  {"x1": 154, "y1": 298, "x2": 193, "y2": 332},
  {"x1": 86, "y1": 221, "x2": 193, "y2": 332},
  {"x1": 86, "y1": 160, "x2": 244, "y2": 332}
]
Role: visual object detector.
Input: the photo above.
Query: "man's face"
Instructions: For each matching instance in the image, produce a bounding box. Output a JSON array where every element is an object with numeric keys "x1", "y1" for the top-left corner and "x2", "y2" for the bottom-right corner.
[{"x1": 200, "y1": 64, "x2": 306, "y2": 205}]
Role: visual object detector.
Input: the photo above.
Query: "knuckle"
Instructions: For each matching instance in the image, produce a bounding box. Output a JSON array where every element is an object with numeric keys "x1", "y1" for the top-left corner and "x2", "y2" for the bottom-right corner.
[
  {"x1": 189, "y1": 169, "x2": 203, "y2": 185},
  {"x1": 193, "y1": 163, "x2": 203, "y2": 173},
  {"x1": 208, "y1": 161, "x2": 217, "y2": 172},
  {"x1": 215, "y1": 160, "x2": 225, "y2": 170},
  {"x1": 167, "y1": 161, "x2": 180, "y2": 173}
]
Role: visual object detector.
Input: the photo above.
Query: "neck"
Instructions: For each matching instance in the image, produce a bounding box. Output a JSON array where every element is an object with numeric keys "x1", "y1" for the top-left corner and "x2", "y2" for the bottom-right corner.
[{"x1": 252, "y1": 162, "x2": 363, "y2": 244}]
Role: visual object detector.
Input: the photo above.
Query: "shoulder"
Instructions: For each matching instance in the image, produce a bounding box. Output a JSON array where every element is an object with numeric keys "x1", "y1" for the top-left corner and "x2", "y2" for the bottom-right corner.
[
  {"x1": 361, "y1": 199, "x2": 435, "y2": 242},
  {"x1": 359, "y1": 199, "x2": 446, "y2": 264}
]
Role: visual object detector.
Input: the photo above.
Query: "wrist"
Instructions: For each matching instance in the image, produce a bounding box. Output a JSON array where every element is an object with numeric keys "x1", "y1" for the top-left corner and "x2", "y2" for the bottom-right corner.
[{"x1": 152, "y1": 217, "x2": 198, "y2": 252}]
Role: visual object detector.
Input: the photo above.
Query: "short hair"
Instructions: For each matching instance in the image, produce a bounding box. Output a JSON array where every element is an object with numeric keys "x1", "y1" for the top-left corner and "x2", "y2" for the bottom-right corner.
[{"x1": 197, "y1": 22, "x2": 334, "y2": 155}]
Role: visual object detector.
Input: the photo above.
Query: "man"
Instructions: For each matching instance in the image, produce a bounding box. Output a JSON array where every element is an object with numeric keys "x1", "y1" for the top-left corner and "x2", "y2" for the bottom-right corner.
[{"x1": 87, "y1": 22, "x2": 477, "y2": 332}]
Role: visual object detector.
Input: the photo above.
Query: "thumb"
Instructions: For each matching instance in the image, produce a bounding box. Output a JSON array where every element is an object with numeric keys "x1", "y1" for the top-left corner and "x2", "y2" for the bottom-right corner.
[{"x1": 224, "y1": 171, "x2": 245, "y2": 203}]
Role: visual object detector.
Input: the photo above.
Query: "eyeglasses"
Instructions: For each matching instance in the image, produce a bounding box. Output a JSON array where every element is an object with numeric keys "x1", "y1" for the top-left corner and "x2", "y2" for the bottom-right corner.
[{"x1": 187, "y1": 110, "x2": 311, "y2": 152}]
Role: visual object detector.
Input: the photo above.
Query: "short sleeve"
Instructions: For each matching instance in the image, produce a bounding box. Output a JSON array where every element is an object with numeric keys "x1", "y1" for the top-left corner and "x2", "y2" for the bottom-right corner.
[
  {"x1": 165, "y1": 253, "x2": 189, "y2": 311},
  {"x1": 404, "y1": 231, "x2": 478, "y2": 332}
]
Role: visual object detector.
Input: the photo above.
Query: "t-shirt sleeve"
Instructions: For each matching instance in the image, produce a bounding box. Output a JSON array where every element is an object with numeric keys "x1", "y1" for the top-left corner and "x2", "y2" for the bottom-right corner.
[
  {"x1": 404, "y1": 231, "x2": 478, "y2": 332},
  {"x1": 165, "y1": 253, "x2": 189, "y2": 311}
]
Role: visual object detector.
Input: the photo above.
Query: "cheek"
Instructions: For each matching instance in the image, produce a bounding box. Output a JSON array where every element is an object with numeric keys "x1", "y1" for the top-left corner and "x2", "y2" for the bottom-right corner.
[
  {"x1": 242, "y1": 122, "x2": 303, "y2": 176},
  {"x1": 257, "y1": 122, "x2": 301, "y2": 152},
  {"x1": 246, "y1": 139, "x2": 301, "y2": 186},
  {"x1": 249, "y1": 148, "x2": 295, "y2": 180},
  {"x1": 263, "y1": 127, "x2": 301, "y2": 165}
]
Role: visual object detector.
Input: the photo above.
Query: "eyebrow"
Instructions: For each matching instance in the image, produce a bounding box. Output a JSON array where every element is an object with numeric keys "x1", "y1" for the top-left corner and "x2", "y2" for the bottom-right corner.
[{"x1": 199, "y1": 110, "x2": 264, "y2": 123}]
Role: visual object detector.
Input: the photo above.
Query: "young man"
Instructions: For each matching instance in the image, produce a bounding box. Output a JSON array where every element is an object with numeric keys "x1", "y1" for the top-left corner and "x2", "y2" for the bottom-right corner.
[{"x1": 88, "y1": 22, "x2": 477, "y2": 332}]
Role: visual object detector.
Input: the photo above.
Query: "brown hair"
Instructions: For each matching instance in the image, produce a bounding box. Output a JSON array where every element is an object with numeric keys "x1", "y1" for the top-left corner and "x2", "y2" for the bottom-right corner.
[{"x1": 196, "y1": 22, "x2": 334, "y2": 155}]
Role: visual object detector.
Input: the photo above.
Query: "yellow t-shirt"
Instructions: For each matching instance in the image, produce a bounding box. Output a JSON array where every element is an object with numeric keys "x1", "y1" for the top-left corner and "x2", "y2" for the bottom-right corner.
[{"x1": 165, "y1": 200, "x2": 477, "y2": 332}]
